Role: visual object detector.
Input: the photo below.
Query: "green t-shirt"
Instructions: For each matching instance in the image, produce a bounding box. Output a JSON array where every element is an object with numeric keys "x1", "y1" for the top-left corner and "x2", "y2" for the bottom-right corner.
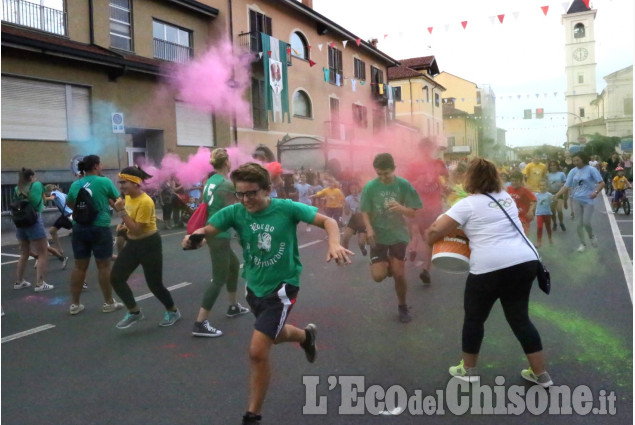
[
  {"x1": 14, "y1": 182, "x2": 44, "y2": 213},
  {"x1": 67, "y1": 175, "x2": 120, "y2": 227},
  {"x1": 360, "y1": 176, "x2": 422, "y2": 245},
  {"x1": 209, "y1": 198, "x2": 318, "y2": 297},
  {"x1": 204, "y1": 173, "x2": 236, "y2": 239}
]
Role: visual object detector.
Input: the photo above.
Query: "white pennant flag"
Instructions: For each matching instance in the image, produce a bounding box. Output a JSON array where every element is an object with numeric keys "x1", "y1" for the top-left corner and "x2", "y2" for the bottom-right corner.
[
  {"x1": 318, "y1": 44, "x2": 323, "y2": 51},
  {"x1": 342, "y1": 40, "x2": 348, "y2": 48},
  {"x1": 444, "y1": 24, "x2": 450, "y2": 32},
  {"x1": 488, "y1": 16, "x2": 496, "y2": 25},
  {"x1": 561, "y1": 2, "x2": 569, "y2": 12},
  {"x1": 258, "y1": 52, "x2": 263, "y2": 59},
  {"x1": 512, "y1": 11, "x2": 520, "y2": 20}
]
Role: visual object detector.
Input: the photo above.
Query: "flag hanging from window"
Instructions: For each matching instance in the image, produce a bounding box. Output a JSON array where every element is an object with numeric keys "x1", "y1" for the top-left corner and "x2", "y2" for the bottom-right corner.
[{"x1": 261, "y1": 33, "x2": 290, "y2": 123}]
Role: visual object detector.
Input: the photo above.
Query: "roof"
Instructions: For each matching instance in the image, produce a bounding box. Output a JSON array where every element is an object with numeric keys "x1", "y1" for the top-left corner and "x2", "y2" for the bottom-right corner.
[
  {"x1": 442, "y1": 103, "x2": 471, "y2": 117},
  {"x1": 571, "y1": 117, "x2": 606, "y2": 127},
  {"x1": 387, "y1": 65, "x2": 423, "y2": 80},
  {"x1": 399, "y1": 56, "x2": 440, "y2": 75},
  {"x1": 168, "y1": 0, "x2": 219, "y2": 17},
  {"x1": 567, "y1": 0, "x2": 591, "y2": 14}
]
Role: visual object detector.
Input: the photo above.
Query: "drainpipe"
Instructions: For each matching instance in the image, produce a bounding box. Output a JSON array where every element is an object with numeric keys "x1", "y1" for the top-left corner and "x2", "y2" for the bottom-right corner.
[
  {"x1": 408, "y1": 78, "x2": 413, "y2": 125},
  {"x1": 88, "y1": 0, "x2": 94, "y2": 44},
  {"x1": 228, "y1": 0, "x2": 238, "y2": 146}
]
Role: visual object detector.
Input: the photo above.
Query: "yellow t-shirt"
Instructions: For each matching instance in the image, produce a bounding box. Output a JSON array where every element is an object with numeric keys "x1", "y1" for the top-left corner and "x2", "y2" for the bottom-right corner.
[
  {"x1": 315, "y1": 187, "x2": 345, "y2": 208},
  {"x1": 124, "y1": 192, "x2": 157, "y2": 239},
  {"x1": 613, "y1": 175, "x2": 629, "y2": 190},
  {"x1": 522, "y1": 162, "x2": 547, "y2": 191}
]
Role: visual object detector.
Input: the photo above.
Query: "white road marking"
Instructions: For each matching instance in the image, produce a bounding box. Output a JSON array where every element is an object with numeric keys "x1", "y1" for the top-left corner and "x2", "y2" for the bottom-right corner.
[
  {"x1": 1, "y1": 324, "x2": 56, "y2": 344},
  {"x1": 1, "y1": 253, "x2": 22, "y2": 258},
  {"x1": 299, "y1": 240, "x2": 323, "y2": 249},
  {"x1": 601, "y1": 192, "x2": 633, "y2": 302},
  {"x1": 134, "y1": 281, "x2": 192, "y2": 302},
  {"x1": 1, "y1": 260, "x2": 19, "y2": 265}
]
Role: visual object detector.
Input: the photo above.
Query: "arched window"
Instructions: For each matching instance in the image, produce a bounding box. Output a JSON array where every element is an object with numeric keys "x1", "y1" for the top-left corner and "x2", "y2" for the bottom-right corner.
[
  {"x1": 290, "y1": 32, "x2": 309, "y2": 60},
  {"x1": 293, "y1": 90, "x2": 312, "y2": 118},
  {"x1": 574, "y1": 23, "x2": 585, "y2": 38}
]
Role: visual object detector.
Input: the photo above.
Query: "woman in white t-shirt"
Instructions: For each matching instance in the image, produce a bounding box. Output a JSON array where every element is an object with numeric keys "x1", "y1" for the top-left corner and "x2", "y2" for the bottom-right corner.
[{"x1": 426, "y1": 158, "x2": 552, "y2": 388}]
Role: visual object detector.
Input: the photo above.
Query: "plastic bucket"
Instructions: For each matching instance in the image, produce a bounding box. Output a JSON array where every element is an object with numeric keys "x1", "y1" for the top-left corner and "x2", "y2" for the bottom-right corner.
[{"x1": 431, "y1": 229, "x2": 470, "y2": 273}]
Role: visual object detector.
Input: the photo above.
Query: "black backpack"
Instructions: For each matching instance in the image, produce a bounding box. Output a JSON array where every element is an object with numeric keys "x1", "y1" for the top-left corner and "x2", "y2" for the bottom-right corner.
[
  {"x1": 74, "y1": 182, "x2": 98, "y2": 225},
  {"x1": 9, "y1": 190, "x2": 38, "y2": 228}
]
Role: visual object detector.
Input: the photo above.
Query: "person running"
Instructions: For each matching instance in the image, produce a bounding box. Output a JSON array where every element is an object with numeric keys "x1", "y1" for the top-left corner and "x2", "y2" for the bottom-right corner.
[
  {"x1": 30, "y1": 242, "x2": 67, "y2": 270},
  {"x1": 534, "y1": 180, "x2": 554, "y2": 248},
  {"x1": 183, "y1": 162, "x2": 352, "y2": 425},
  {"x1": 507, "y1": 171, "x2": 536, "y2": 234},
  {"x1": 13, "y1": 168, "x2": 55, "y2": 292},
  {"x1": 65, "y1": 155, "x2": 122, "y2": 315},
  {"x1": 553, "y1": 152, "x2": 605, "y2": 252},
  {"x1": 311, "y1": 177, "x2": 345, "y2": 227},
  {"x1": 522, "y1": 155, "x2": 547, "y2": 192},
  {"x1": 44, "y1": 184, "x2": 72, "y2": 262},
  {"x1": 361, "y1": 153, "x2": 423, "y2": 323},
  {"x1": 611, "y1": 166, "x2": 631, "y2": 210},
  {"x1": 341, "y1": 181, "x2": 367, "y2": 256},
  {"x1": 192, "y1": 148, "x2": 249, "y2": 338},
  {"x1": 294, "y1": 174, "x2": 314, "y2": 232},
  {"x1": 110, "y1": 166, "x2": 181, "y2": 329},
  {"x1": 546, "y1": 161, "x2": 566, "y2": 231}
]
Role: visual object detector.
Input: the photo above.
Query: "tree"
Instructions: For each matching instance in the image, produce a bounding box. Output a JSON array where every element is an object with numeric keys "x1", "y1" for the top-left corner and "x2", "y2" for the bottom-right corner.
[{"x1": 584, "y1": 133, "x2": 620, "y2": 159}]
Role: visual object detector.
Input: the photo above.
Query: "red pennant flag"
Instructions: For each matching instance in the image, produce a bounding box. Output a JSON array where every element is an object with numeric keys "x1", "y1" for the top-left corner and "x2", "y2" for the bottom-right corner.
[
  {"x1": 427, "y1": 27, "x2": 433, "y2": 34},
  {"x1": 356, "y1": 38, "x2": 361, "y2": 46},
  {"x1": 582, "y1": 0, "x2": 590, "y2": 6},
  {"x1": 329, "y1": 42, "x2": 334, "y2": 48},
  {"x1": 267, "y1": 51, "x2": 272, "y2": 57},
  {"x1": 309, "y1": 59, "x2": 316, "y2": 67},
  {"x1": 497, "y1": 14, "x2": 505, "y2": 23},
  {"x1": 541, "y1": 5, "x2": 549, "y2": 15},
  {"x1": 286, "y1": 46, "x2": 291, "y2": 56},
  {"x1": 384, "y1": 34, "x2": 388, "y2": 39},
  {"x1": 461, "y1": 21, "x2": 468, "y2": 29}
]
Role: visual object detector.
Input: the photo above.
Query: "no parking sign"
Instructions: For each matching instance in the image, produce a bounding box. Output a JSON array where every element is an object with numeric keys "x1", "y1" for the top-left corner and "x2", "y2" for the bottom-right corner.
[{"x1": 112, "y1": 112, "x2": 125, "y2": 133}]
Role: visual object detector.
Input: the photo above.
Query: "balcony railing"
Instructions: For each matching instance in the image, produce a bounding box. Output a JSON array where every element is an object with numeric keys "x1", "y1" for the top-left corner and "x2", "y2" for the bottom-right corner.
[
  {"x1": 2, "y1": 0, "x2": 66, "y2": 36},
  {"x1": 153, "y1": 38, "x2": 192, "y2": 63},
  {"x1": 238, "y1": 31, "x2": 291, "y2": 66},
  {"x1": 371, "y1": 82, "x2": 388, "y2": 104}
]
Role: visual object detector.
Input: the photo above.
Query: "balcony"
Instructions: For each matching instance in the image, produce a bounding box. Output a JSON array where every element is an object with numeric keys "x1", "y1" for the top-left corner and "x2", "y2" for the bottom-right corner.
[
  {"x1": 371, "y1": 82, "x2": 388, "y2": 104},
  {"x1": 153, "y1": 38, "x2": 192, "y2": 63},
  {"x1": 237, "y1": 31, "x2": 291, "y2": 66},
  {"x1": 2, "y1": 0, "x2": 66, "y2": 36}
]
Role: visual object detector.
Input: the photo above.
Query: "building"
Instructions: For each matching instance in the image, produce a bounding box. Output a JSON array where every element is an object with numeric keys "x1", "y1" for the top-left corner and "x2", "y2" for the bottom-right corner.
[{"x1": 441, "y1": 98, "x2": 479, "y2": 160}]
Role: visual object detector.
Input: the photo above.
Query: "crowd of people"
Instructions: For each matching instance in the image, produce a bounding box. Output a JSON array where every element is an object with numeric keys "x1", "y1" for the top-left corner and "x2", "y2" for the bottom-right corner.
[{"x1": 7, "y1": 145, "x2": 631, "y2": 425}]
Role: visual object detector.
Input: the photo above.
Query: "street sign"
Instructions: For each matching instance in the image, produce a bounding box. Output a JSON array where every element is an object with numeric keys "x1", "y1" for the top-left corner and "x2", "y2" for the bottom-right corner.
[{"x1": 112, "y1": 112, "x2": 125, "y2": 133}]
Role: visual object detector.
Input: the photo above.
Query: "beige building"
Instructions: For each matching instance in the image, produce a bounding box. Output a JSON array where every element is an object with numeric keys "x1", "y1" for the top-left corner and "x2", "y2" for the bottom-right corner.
[{"x1": 441, "y1": 98, "x2": 479, "y2": 160}]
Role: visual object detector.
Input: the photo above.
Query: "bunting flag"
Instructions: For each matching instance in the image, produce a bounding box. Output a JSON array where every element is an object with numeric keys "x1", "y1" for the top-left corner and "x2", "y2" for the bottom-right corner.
[
  {"x1": 356, "y1": 38, "x2": 361, "y2": 46},
  {"x1": 351, "y1": 79, "x2": 357, "y2": 92},
  {"x1": 427, "y1": 27, "x2": 433, "y2": 34},
  {"x1": 498, "y1": 14, "x2": 505, "y2": 23},
  {"x1": 286, "y1": 46, "x2": 291, "y2": 57},
  {"x1": 461, "y1": 21, "x2": 468, "y2": 29},
  {"x1": 541, "y1": 5, "x2": 549, "y2": 15},
  {"x1": 561, "y1": 2, "x2": 569, "y2": 12},
  {"x1": 444, "y1": 24, "x2": 450, "y2": 32},
  {"x1": 258, "y1": 52, "x2": 263, "y2": 59},
  {"x1": 318, "y1": 44, "x2": 323, "y2": 51},
  {"x1": 329, "y1": 42, "x2": 335, "y2": 48},
  {"x1": 342, "y1": 40, "x2": 348, "y2": 48},
  {"x1": 582, "y1": 0, "x2": 590, "y2": 7},
  {"x1": 309, "y1": 59, "x2": 316, "y2": 67},
  {"x1": 512, "y1": 11, "x2": 520, "y2": 20},
  {"x1": 323, "y1": 67, "x2": 330, "y2": 82},
  {"x1": 261, "y1": 33, "x2": 290, "y2": 123},
  {"x1": 383, "y1": 34, "x2": 388, "y2": 39}
]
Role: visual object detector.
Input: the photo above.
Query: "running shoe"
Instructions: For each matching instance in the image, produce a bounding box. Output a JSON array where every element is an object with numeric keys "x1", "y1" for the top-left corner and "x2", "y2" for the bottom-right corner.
[
  {"x1": 34, "y1": 282, "x2": 54, "y2": 292},
  {"x1": 159, "y1": 309, "x2": 182, "y2": 327},
  {"x1": 521, "y1": 367, "x2": 553, "y2": 388},
  {"x1": 69, "y1": 304, "x2": 85, "y2": 315},
  {"x1": 116, "y1": 311, "x2": 144, "y2": 329},
  {"x1": 192, "y1": 320, "x2": 223, "y2": 337},
  {"x1": 13, "y1": 280, "x2": 32, "y2": 290},
  {"x1": 449, "y1": 359, "x2": 480, "y2": 383},
  {"x1": 398, "y1": 305, "x2": 412, "y2": 323},
  {"x1": 590, "y1": 235, "x2": 599, "y2": 247},
  {"x1": 560, "y1": 223, "x2": 566, "y2": 231},
  {"x1": 102, "y1": 300, "x2": 124, "y2": 313},
  {"x1": 419, "y1": 269, "x2": 431, "y2": 285},
  {"x1": 226, "y1": 303, "x2": 250, "y2": 318},
  {"x1": 61, "y1": 256, "x2": 69, "y2": 270},
  {"x1": 576, "y1": 244, "x2": 586, "y2": 252},
  {"x1": 300, "y1": 324, "x2": 317, "y2": 363},
  {"x1": 82, "y1": 282, "x2": 88, "y2": 290},
  {"x1": 242, "y1": 412, "x2": 262, "y2": 425}
]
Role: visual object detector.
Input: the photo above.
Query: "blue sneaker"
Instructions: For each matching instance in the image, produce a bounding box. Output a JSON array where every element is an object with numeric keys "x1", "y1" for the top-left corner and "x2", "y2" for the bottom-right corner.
[
  {"x1": 116, "y1": 311, "x2": 144, "y2": 329},
  {"x1": 159, "y1": 309, "x2": 182, "y2": 327}
]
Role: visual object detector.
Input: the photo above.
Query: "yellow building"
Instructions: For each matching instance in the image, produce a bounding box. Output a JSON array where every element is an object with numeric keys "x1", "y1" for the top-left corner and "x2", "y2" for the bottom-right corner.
[{"x1": 442, "y1": 98, "x2": 479, "y2": 160}]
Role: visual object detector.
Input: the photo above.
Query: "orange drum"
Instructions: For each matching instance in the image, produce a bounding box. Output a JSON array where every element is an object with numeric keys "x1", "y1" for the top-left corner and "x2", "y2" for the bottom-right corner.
[{"x1": 431, "y1": 228, "x2": 470, "y2": 273}]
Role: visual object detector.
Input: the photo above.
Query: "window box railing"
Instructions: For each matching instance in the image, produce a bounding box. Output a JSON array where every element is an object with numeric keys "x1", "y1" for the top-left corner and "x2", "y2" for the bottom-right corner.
[
  {"x1": 238, "y1": 31, "x2": 291, "y2": 66},
  {"x1": 2, "y1": 0, "x2": 66, "y2": 36},
  {"x1": 153, "y1": 38, "x2": 192, "y2": 63}
]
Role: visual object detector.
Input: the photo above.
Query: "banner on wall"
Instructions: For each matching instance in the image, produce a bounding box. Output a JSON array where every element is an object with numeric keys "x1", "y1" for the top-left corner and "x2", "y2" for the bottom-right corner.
[{"x1": 262, "y1": 33, "x2": 290, "y2": 123}]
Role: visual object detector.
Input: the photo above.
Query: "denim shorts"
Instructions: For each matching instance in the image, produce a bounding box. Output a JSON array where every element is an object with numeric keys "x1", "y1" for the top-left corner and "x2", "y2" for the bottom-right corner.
[
  {"x1": 15, "y1": 214, "x2": 47, "y2": 241},
  {"x1": 71, "y1": 224, "x2": 113, "y2": 260}
]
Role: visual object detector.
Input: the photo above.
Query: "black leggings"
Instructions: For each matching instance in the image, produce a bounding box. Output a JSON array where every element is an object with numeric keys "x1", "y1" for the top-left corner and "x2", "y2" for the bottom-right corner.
[
  {"x1": 462, "y1": 261, "x2": 542, "y2": 355},
  {"x1": 110, "y1": 232, "x2": 175, "y2": 311}
]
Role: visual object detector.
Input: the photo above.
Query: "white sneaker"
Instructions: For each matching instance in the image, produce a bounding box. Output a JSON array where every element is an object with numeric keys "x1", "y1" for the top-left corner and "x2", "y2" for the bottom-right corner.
[
  {"x1": 34, "y1": 282, "x2": 54, "y2": 292},
  {"x1": 14, "y1": 280, "x2": 32, "y2": 290},
  {"x1": 590, "y1": 235, "x2": 599, "y2": 247},
  {"x1": 102, "y1": 301, "x2": 124, "y2": 313},
  {"x1": 576, "y1": 244, "x2": 586, "y2": 252},
  {"x1": 61, "y1": 256, "x2": 69, "y2": 270},
  {"x1": 69, "y1": 304, "x2": 85, "y2": 315}
]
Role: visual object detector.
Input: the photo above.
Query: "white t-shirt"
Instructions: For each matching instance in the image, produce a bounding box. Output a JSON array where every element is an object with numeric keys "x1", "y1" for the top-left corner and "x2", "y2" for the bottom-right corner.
[{"x1": 445, "y1": 191, "x2": 537, "y2": 275}]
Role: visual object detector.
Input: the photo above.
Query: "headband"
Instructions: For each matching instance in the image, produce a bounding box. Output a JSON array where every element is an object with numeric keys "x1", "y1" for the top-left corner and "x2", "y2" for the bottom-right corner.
[{"x1": 118, "y1": 173, "x2": 142, "y2": 184}]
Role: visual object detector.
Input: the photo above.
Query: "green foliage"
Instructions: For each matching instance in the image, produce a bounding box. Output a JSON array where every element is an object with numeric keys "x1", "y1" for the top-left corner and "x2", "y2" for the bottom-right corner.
[{"x1": 584, "y1": 133, "x2": 620, "y2": 159}]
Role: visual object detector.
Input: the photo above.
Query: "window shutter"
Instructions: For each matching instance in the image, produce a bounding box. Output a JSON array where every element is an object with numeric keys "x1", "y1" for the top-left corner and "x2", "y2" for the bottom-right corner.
[
  {"x1": 264, "y1": 16, "x2": 272, "y2": 36},
  {"x1": 68, "y1": 86, "x2": 91, "y2": 141},
  {"x1": 175, "y1": 101, "x2": 214, "y2": 147}
]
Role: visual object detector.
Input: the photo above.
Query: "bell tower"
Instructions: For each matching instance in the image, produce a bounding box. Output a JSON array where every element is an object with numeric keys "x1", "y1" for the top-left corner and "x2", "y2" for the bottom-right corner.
[{"x1": 562, "y1": 0, "x2": 597, "y2": 141}]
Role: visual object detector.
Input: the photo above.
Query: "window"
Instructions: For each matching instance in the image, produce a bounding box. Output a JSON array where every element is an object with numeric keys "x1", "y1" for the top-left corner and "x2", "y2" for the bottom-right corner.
[
  {"x1": 370, "y1": 66, "x2": 384, "y2": 97},
  {"x1": 328, "y1": 46, "x2": 343, "y2": 85},
  {"x1": 578, "y1": 74, "x2": 584, "y2": 84},
  {"x1": 175, "y1": 101, "x2": 214, "y2": 146},
  {"x1": 574, "y1": 23, "x2": 585, "y2": 39},
  {"x1": 352, "y1": 104, "x2": 368, "y2": 128},
  {"x1": 476, "y1": 92, "x2": 481, "y2": 105},
  {"x1": 393, "y1": 86, "x2": 402, "y2": 102},
  {"x1": 447, "y1": 136, "x2": 455, "y2": 147},
  {"x1": 354, "y1": 58, "x2": 366, "y2": 81},
  {"x1": 625, "y1": 98, "x2": 633, "y2": 115},
  {"x1": 110, "y1": 0, "x2": 132, "y2": 51},
  {"x1": 579, "y1": 107, "x2": 585, "y2": 118},
  {"x1": 2, "y1": 0, "x2": 66, "y2": 35},
  {"x1": 251, "y1": 78, "x2": 267, "y2": 130},
  {"x1": 249, "y1": 9, "x2": 272, "y2": 53},
  {"x1": 423, "y1": 86, "x2": 429, "y2": 102},
  {"x1": 153, "y1": 20, "x2": 192, "y2": 63},
  {"x1": 435, "y1": 93, "x2": 440, "y2": 107},
  {"x1": 2, "y1": 76, "x2": 90, "y2": 141},
  {"x1": 290, "y1": 32, "x2": 308, "y2": 60},
  {"x1": 293, "y1": 90, "x2": 312, "y2": 118}
]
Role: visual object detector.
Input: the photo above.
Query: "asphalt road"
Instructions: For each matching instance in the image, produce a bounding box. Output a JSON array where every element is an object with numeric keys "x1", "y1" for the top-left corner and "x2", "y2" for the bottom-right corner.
[{"x1": 1, "y1": 193, "x2": 632, "y2": 425}]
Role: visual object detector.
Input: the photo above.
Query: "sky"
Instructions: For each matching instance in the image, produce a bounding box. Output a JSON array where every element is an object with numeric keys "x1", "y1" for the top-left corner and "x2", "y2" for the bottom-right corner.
[{"x1": 312, "y1": 0, "x2": 634, "y2": 148}]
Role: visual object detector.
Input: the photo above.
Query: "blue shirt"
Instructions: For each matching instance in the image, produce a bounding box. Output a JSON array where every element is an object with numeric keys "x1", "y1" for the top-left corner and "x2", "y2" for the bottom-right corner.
[
  {"x1": 534, "y1": 192, "x2": 554, "y2": 216},
  {"x1": 294, "y1": 183, "x2": 313, "y2": 205},
  {"x1": 51, "y1": 190, "x2": 73, "y2": 216},
  {"x1": 547, "y1": 171, "x2": 566, "y2": 194},
  {"x1": 565, "y1": 165, "x2": 603, "y2": 205}
]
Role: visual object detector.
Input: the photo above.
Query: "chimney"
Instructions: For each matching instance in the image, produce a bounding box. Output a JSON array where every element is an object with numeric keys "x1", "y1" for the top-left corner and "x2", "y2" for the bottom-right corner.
[
  {"x1": 370, "y1": 38, "x2": 378, "y2": 47},
  {"x1": 301, "y1": 0, "x2": 313, "y2": 8}
]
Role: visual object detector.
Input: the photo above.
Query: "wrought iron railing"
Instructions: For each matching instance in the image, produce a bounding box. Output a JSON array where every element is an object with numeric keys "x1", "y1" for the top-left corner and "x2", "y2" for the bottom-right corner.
[
  {"x1": 153, "y1": 38, "x2": 192, "y2": 63},
  {"x1": 1, "y1": 182, "x2": 73, "y2": 213},
  {"x1": 237, "y1": 31, "x2": 291, "y2": 66},
  {"x1": 2, "y1": 0, "x2": 66, "y2": 36}
]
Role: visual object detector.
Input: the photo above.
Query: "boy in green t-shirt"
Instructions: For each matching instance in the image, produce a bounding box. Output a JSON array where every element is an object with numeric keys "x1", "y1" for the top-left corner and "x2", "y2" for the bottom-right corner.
[
  {"x1": 361, "y1": 153, "x2": 423, "y2": 324},
  {"x1": 183, "y1": 162, "x2": 353, "y2": 425}
]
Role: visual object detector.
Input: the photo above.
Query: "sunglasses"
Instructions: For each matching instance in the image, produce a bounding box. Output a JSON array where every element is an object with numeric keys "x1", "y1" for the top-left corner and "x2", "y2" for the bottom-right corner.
[{"x1": 234, "y1": 189, "x2": 262, "y2": 200}]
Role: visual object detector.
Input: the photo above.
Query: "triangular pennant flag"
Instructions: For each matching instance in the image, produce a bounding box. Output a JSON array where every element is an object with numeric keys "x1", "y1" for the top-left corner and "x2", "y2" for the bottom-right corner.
[
  {"x1": 561, "y1": 2, "x2": 569, "y2": 12},
  {"x1": 512, "y1": 11, "x2": 520, "y2": 20},
  {"x1": 427, "y1": 27, "x2": 433, "y2": 34},
  {"x1": 342, "y1": 40, "x2": 348, "y2": 48},
  {"x1": 489, "y1": 16, "x2": 496, "y2": 25},
  {"x1": 498, "y1": 14, "x2": 505, "y2": 23},
  {"x1": 383, "y1": 34, "x2": 388, "y2": 39},
  {"x1": 329, "y1": 42, "x2": 335, "y2": 48},
  {"x1": 461, "y1": 21, "x2": 468, "y2": 29},
  {"x1": 541, "y1": 5, "x2": 549, "y2": 15},
  {"x1": 535, "y1": 93, "x2": 540, "y2": 98},
  {"x1": 267, "y1": 50, "x2": 272, "y2": 57},
  {"x1": 356, "y1": 38, "x2": 361, "y2": 46},
  {"x1": 582, "y1": 0, "x2": 590, "y2": 7},
  {"x1": 309, "y1": 59, "x2": 316, "y2": 67},
  {"x1": 553, "y1": 91, "x2": 558, "y2": 97},
  {"x1": 444, "y1": 24, "x2": 450, "y2": 32},
  {"x1": 318, "y1": 44, "x2": 323, "y2": 51},
  {"x1": 258, "y1": 52, "x2": 263, "y2": 59},
  {"x1": 544, "y1": 93, "x2": 548, "y2": 98},
  {"x1": 286, "y1": 46, "x2": 291, "y2": 56}
]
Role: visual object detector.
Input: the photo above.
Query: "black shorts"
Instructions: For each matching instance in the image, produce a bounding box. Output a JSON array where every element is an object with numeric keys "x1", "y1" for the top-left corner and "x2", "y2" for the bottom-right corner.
[
  {"x1": 370, "y1": 242, "x2": 407, "y2": 264},
  {"x1": 346, "y1": 213, "x2": 366, "y2": 234},
  {"x1": 246, "y1": 283, "x2": 299, "y2": 340},
  {"x1": 53, "y1": 214, "x2": 73, "y2": 230}
]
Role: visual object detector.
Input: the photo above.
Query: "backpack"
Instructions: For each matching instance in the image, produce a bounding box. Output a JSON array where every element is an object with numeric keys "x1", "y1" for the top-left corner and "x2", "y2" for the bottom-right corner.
[
  {"x1": 74, "y1": 182, "x2": 98, "y2": 225},
  {"x1": 9, "y1": 194, "x2": 38, "y2": 228}
]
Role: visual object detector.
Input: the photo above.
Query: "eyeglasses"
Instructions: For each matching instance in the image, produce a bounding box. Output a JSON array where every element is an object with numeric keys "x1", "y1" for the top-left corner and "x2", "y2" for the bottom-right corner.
[{"x1": 234, "y1": 189, "x2": 261, "y2": 199}]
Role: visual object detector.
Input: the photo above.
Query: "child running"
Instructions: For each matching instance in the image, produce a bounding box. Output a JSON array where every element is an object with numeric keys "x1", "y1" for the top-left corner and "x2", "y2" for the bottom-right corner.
[
  {"x1": 546, "y1": 161, "x2": 566, "y2": 231},
  {"x1": 507, "y1": 171, "x2": 537, "y2": 234},
  {"x1": 341, "y1": 181, "x2": 367, "y2": 256},
  {"x1": 183, "y1": 162, "x2": 353, "y2": 425},
  {"x1": 111, "y1": 166, "x2": 181, "y2": 329},
  {"x1": 534, "y1": 180, "x2": 554, "y2": 248}
]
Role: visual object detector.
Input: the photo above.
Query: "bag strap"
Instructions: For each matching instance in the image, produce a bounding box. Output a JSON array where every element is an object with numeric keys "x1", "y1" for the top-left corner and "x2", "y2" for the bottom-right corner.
[{"x1": 483, "y1": 193, "x2": 540, "y2": 261}]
